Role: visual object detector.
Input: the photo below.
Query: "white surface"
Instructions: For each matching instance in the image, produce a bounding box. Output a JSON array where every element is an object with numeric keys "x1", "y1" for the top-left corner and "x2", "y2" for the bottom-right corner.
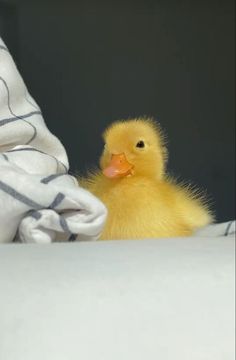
[{"x1": 0, "y1": 237, "x2": 235, "y2": 360}]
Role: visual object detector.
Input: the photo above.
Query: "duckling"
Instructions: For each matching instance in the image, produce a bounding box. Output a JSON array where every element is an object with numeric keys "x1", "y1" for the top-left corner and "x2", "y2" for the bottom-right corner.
[{"x1": 79, "y1": 118, "x2": 213, "y2": 240}]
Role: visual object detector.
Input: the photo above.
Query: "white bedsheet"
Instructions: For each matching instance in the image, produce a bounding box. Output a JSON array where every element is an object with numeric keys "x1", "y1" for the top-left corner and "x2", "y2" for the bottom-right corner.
[{"x1": 0, "y1": 235, "x2": 234, "y2": 360}]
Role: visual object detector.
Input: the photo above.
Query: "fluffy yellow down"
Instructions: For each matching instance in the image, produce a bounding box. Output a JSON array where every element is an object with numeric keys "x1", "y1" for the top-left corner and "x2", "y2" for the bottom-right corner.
[{"x1": 79, "y1": 118, "x2": 213, "y2": 240}]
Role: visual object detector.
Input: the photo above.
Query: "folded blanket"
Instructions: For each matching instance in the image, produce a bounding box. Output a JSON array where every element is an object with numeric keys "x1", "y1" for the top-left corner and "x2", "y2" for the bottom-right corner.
[{"x1": 0, "y1": 37, "x2": 107, "y2": 243}]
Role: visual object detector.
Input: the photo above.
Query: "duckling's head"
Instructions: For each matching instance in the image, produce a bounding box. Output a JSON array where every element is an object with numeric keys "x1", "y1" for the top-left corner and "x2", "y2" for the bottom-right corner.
[{"x1": 100, "y1": 118, "x2": 168, "y2": 180}]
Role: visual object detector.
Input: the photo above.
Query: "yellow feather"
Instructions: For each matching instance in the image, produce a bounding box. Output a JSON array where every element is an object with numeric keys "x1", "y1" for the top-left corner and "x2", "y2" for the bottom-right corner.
[{"x1": 78, "y1": 118, "x2": 213, "y2": 240}]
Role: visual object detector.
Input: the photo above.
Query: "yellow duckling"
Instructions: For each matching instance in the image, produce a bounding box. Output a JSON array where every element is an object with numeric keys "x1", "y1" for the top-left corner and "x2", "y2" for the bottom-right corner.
[{"x1": 79, "y1": 118, "x2": 213, "y2": 240}]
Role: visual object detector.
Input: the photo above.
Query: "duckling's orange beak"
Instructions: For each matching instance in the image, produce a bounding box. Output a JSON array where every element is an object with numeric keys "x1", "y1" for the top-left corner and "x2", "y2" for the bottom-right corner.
[{"x1": 103, "y1": 153, "x2": 134, "y2": 179}]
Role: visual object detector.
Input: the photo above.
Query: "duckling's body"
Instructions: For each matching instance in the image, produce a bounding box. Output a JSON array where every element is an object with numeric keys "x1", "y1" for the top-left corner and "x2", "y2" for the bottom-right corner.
[{"x1": 80, "y1": 118, "x2": 213, "y2": 240}]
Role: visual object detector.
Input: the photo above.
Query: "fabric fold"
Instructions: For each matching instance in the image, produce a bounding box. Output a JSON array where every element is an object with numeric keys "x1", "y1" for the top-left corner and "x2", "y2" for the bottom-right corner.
[{"x1": 0, "y1": 37, "x2": 107, "y2": 243}]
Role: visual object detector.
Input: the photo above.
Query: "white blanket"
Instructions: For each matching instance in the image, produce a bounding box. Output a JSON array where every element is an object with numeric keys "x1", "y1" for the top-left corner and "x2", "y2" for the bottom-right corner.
[
  {"x1": 0, "y1": 236, "x2": 234, "y2": 360},
  {"x1": 0, "y1": 38, "x2": 107, "y2": 243}
]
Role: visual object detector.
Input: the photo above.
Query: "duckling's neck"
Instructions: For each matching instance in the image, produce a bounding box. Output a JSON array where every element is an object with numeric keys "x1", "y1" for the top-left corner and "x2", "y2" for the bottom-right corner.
[{"x1": 106, "y1": 173, "x2": 162, "y2": 186}]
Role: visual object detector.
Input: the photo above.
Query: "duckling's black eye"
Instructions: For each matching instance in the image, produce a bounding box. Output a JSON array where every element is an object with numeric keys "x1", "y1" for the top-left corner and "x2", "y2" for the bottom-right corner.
[{"x1": 136, "y1": 140, "x2": 145, "y2": 148}]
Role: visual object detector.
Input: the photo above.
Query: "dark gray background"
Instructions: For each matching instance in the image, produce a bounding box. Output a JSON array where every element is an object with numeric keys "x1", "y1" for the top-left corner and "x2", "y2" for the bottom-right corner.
[{"x1": 0, "y1": 0, "x2": 235, "y2": 221}]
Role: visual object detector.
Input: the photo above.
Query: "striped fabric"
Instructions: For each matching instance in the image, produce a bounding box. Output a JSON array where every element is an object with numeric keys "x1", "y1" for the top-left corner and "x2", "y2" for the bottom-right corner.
[
  {"x1": 0, "y1": 38, "x2": 107, "y2": 243},
  {"x1": 194, "y1": 220, "x2": 235, "y2": 238}
]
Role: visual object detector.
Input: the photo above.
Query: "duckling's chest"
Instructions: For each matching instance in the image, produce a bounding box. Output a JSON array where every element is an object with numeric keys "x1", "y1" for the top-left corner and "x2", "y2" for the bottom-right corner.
[
  {"x1": 97, "y1": 179, "x2": 181, "y2": 240},
  {"x1": 98, "y1": 179, "x2": 170, "y2": 214}
]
